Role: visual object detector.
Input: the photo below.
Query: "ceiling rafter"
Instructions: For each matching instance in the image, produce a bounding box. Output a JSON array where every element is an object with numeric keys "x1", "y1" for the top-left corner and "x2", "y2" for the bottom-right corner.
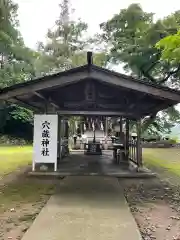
[{"x1": 33, "y1": 91, "x2": 59, "y2": 109}]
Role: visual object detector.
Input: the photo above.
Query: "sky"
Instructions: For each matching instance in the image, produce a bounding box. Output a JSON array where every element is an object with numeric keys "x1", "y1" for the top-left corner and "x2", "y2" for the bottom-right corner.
[{"x1": 15, "y1": 0, "x2": 180, "y2": 49}]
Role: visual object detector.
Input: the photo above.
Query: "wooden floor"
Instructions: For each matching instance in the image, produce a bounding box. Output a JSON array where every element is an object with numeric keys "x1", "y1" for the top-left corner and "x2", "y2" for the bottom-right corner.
[{"x1": 29, "y1": 151, "x2": 155, "y2": 178}]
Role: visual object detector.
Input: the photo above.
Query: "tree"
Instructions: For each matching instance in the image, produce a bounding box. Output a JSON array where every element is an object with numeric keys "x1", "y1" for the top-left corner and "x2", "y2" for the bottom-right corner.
[
  {"x1": 100, "y1": 4, "x2": 153, "y2": 76},
  {"x1": 0, "y1": 0, "x2": 108, "y2": 139},
  {"x1": 156, "y1": 30, "x2": 180, "y2": 64},
  {"x1": 35, "y1": 0, "x2": 108, "y2": 77},
  {"x1": 0, "y1": 0, "x2": 37, "y2": 87},
  {"x1": 0, "y1": 0, "x2": 36, "y2": 138},
  {"x1": 100, "y1": 5, "x2": 180, "y2": 84},
  {"x1": 35, "y1": 0, "x2": 88, "y2": 76},
  {"x1": 99, "y1": 4, "x2": 180, "y2": 134},
  {"x1": 156, "y1": 29, "x2": 180, "y2": 89},
  {"x1": 0, "y1": 0, "x2": 38, "y2": 87}
]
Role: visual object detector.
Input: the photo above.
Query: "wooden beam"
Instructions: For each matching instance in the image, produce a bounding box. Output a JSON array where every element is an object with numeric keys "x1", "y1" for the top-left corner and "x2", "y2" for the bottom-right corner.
[
  {"x1": 34, "y1": 92, "x2": 59, "y2": 109},
  {"x1": 0, "y1": 72, "x2": 88, "y2": 100},
  {"x1": 63, "y1": 102, "x2": 123, "y2": 109},
  {"x1": 56, "y1": 110, "x2": 138, "y2": 118},
  {"x1": 0, "y1": 67, "x2": 179, "y2": 104},
  {"x1": 128, "y1": 93, "x2": 147, "y2": 110},
  {"x1": 90, "y1": 70, "x2": 180, "y2": 102},
  {"x1": 8, "y1": 97, "x2": 42, "y2": 112},
  {"x1": 142, "y1": 101, "x2": 176, "y2": 117}
]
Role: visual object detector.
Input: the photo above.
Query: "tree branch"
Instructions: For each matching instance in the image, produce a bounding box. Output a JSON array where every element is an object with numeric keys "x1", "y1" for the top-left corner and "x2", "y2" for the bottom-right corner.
[
  {"x1": 158, "y1": 65, "x2": 180, "y2": 84},
  {"x1": 140, "y1": 60, "x2": 180, "y2": 85},
  {"x1": 140, "y1": 52, "x2": 161, "y2": 82},
  {"x1": 141, "y1": 113, "x2": 157, "y2": 133}
]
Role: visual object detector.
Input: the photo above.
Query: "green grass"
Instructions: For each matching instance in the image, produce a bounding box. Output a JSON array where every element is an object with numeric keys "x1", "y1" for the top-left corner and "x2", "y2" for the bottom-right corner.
[
  {"x1": 0, "y1": 146, "x2": 32, "y2": 176},
  {"x1": 0, "y1": 179, "x2": 55, "y2": 212},
  {"x1": 0, "y1": 145, "x2": 55, "y2": 213},
  {"x1": 143, "y1": 148, "x2": 180, "y2": 176}
]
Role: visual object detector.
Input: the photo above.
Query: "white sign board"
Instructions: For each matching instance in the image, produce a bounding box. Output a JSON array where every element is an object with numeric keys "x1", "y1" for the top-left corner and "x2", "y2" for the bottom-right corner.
[{"x1": 33, "y1": 114, "x2": 58, "y2": 171}]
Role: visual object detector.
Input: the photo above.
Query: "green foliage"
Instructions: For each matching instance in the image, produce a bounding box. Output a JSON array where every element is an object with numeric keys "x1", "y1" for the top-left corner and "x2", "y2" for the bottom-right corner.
[
  {"x1": 99, "y1": 4, "x2": 180, "y2": 134},
  {"x1": 168, "y1": 138, "x2": 177, "y2": 144},
  {"x1": 100, "y1": 4, "x2": 180, "y2": 83},
  {"x1": 35, "y1": 0, "x2": 107, "y2": 76},
  {"x1": 0, "y1": 104, "x2": 33, "y2": 140},
  {"x1": 156, "y1": 30, "x2": 180, "y2": 63},
  {"x1": 0, "y1": 1, "x2": 36, "y2": 139},
  {"x1": 34, "y1": 0, "x2": 88, "y2": 75},
  {"x1": 9, "y1": 105, "x2": 33, "y2": 123},
  {"x1": 0, "y1": 0, "x2": 36, "y2": 87}
]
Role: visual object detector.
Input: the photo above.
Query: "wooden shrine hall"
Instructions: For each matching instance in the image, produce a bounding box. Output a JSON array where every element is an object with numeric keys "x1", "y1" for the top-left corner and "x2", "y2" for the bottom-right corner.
[{"x1": 1, "y1": 52, "x2": 180, "y2": 177}]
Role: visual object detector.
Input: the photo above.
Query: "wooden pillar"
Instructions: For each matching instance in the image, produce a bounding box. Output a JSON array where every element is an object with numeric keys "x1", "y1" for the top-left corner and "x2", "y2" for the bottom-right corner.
[
  {"x1": 105, "y1": 117, "x2": 108, "y2": 136},
  {"x1": 58, "y1": 115, "x2": 62, "y2": 161},
  {"x1": 119, "y1": 117, "x2": 123, "y2": 135},
  {"x1": 81, "y1": 120, "x2": 84, "y2": 134},
  {"x1": 64, "y1": 119, "x2": 69, "y2": 138},
  {"x1": 125, "y1": 118, "x2": 129, "y2": 160},
  {"x1": 64, "y1": 118, "x2": 70, "y2": 154},
  {"x1": 136, "y1": 119, "x2": 142, "y2": 167}
]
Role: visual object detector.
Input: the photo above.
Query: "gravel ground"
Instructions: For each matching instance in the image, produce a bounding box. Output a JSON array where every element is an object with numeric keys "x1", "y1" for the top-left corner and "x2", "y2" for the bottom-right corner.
[{"x1": 121, "y1": 172, "x2": 180, "y2": 240}]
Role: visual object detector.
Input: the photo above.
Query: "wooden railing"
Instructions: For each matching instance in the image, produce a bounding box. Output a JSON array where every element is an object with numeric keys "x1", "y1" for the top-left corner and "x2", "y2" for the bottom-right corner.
[
  {"x1": 129, "y1": 140, "x2": 137, "y2": 165},
  {"x1": 58, "y1": 138, "x2": 69, "y2": 158}
]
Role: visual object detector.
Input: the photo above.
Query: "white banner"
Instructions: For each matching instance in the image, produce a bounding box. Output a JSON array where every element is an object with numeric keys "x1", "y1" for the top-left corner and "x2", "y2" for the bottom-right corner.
[{"x1": 33, "y1": 114, "x2": 58, "y2": 170}]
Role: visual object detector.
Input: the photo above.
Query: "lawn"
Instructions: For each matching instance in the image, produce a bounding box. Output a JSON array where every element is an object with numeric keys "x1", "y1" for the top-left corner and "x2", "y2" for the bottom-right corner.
[
  {"x1": 0, "y1": 145, "x2": 55, "y2": 239},
  {"x1": 0, "y1": 145, "x2": 55, "y2": 212},
  {"x1": 0, "y1": 146, "x2": 32, "y2": 176},
  {"x1": 143, "y1": 148, "x2": 180, "y2": 177}
]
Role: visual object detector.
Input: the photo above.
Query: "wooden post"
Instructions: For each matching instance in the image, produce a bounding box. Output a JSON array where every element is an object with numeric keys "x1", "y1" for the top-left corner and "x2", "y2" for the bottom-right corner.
[
  {"x1": 58, "y1": 115, "x2": 62, "y2": 161},
  {"x1": 120, "y1": 117, "x2": 123, "y2": 135},
  {"x1": 81, "y1": 119, "x2": 84, "y2": 134},
  {"x1": 104, "y1": 117, "x2": 108, "y2": 149},
  {"x1": 133, "y1": 141, "x2": 135, "y2": 162},
  {"x1": 64, "y1": 118, "x2": 69, "y2": 154},
  {"x1": 125, "y1": 118, "x2": 129, "y2": 160},
  {"x1": 64, "y1": 118, "x2": 69, "y2": 138},
  {"x1": 136, "y1": 119, "x2": 142, "y2": 168},
  {"x1": 105, "y1": 117, "x2": 108, "y2": 136}
]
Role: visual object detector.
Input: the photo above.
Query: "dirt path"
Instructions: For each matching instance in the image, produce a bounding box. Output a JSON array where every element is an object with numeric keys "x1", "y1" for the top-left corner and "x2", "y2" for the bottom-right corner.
[
  {"x1": 0, "y1": 168, "x2": 55, "y2": 240},
  {"x1": 0, "y1": 165, "x2": 30, "y2": 186},
  {"x1": 121, "y1": 175, "x2": 180, "y2": 240}
]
